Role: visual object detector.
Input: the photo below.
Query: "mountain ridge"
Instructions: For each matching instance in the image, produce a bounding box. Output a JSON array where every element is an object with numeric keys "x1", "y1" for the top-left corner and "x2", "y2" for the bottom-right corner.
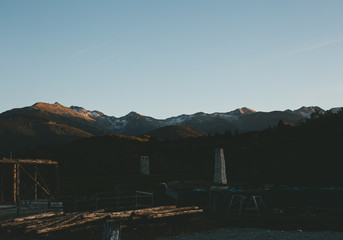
[
  {"x1": 0, "y1": 102, "x2": 341, "y2": 153},
  {"x1": 69, "y1": 104, "x2": 329, "y2": 135}
]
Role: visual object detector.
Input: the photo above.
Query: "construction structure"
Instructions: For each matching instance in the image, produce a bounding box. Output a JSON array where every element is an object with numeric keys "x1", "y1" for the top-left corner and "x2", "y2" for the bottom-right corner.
[{"x1": 0, "y1": 158, "x2": 62, "y2": 219}]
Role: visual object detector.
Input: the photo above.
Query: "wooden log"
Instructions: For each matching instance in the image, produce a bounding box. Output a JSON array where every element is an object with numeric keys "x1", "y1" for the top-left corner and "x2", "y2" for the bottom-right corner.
[
  {"x1": 105, "y1": 208, "x2": 203, "y2": 222},
  {"x1": 36, "y1": 214, "x2": 108, "y2": 234},
  {"x1": 25, "y1": 216, "x2": 66, "y2": 230},
  {"x1": 14, "y1": 211, "x2": 58, "y2": 221},
  {"x1": 25, "y1": 212, "x2": 79, "y2": 230},
  {"x1": 132, "y1": 205, "x2": 177, "y2": 213},
  {"x1": 151, "y1": 209, "x2": 204, "y2": 219},
  {"x1": 1, "y1": 212, "x2": 59, "y2": 227},
  {"x1": 104, "y1": 206, "x2": 178, "y2": 219},
  {"x1": 36, "y1": 206, "x2": 185, "y2": 234},
  {"x1": 1, "y1": 205, "x2": 204, "y2": 235},
  {"x1": 28, "y1": 213, "x2": 83, "y2": 233},
  {"x1": 135, "y1": 206, "x2": 199, "y2": 216}
]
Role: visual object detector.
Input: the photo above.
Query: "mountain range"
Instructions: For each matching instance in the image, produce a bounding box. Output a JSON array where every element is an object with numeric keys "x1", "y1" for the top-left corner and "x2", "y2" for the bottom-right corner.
[
  {"x1": 0, "y1": 102, "x2": 341, "y2": 153},
  {"x1": 70, "y1": 104, "x2": 330, "y2": 135}
]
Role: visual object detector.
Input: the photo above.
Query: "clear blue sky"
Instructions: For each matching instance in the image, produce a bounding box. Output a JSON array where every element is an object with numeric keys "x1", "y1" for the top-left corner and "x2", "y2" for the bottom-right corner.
[{"x1": 1, "y1": 0, "x2": 342, "y2": 118}]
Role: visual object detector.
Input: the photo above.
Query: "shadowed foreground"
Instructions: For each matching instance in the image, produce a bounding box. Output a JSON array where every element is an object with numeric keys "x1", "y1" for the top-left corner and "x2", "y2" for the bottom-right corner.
[{"x1": 157, "y1": 228, "x2": 343, "y2": 240}]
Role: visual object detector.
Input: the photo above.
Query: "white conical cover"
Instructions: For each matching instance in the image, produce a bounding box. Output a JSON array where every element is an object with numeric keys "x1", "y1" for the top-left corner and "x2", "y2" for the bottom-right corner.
[{"x1": 214, "y1": 148, "x2": 227, "y2": 184}]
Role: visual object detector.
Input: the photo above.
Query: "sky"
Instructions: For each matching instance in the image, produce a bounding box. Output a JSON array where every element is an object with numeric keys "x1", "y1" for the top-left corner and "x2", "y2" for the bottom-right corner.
[{"x1": 1, "y1": 0, "x2": 343, "y2": 119}]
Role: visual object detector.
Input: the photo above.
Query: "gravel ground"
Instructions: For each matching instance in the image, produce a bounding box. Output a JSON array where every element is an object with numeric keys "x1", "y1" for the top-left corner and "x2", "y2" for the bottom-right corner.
[{"x1": 157, "y1": 228, "x2": 343, "y2": 240}]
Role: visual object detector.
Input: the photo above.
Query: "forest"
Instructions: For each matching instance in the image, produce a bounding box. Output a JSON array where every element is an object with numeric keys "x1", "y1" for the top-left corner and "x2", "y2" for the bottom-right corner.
[{"x1": 10, "y1": 109, "x2": 343, "y2": 195}]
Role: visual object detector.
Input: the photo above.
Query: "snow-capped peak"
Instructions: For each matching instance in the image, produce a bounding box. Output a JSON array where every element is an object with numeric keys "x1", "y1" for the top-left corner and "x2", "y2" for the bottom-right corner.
[
  {"x1": 294, "y1": 106, "x2": 324, "y2": 118},
  {"x1": 70, "y1": 106, "x2": 104, "y2": 118}
]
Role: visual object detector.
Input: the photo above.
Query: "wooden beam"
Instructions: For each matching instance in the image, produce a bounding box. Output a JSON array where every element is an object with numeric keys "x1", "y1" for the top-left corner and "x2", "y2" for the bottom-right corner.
[
  {"x1": 0, "y1": 159, "x2": 58, "y2": 165},
  {"x1": 19, "y1": 165, "x2": 55, "y2": 201},
  {"x1": 16, "y1": 161, "x2": 20, "y2": 203},
  {"x1": 35, "y1": 166, "x2": 51, "y2": 198}
]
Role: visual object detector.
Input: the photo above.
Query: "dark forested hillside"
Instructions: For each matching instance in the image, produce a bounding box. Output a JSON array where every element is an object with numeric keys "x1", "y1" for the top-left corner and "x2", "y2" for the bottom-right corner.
[
  {"x1": 0, "y1": 103, "x2": 330, "y2": 154},
  {"x1": 0, "y1": 103, "x2": 106, "y2": 153},
  {"x1": 146, "y1": 125, "x2": 206, "y2": 140},
  {"x1": 5, "y1": 110, "x2": 343, "y2": 194}
]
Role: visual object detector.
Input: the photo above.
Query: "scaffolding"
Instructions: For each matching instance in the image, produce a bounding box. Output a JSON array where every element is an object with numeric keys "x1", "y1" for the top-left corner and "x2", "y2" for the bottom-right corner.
[{"x1": 0, "y1": 158, "x2": 59, "y2": 204}]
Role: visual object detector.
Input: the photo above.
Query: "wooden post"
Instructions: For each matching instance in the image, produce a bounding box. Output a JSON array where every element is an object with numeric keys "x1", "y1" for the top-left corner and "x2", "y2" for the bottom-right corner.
[
  {"x1": 13, "y1": 163, "x2": 17, "y2": 203},
  {"x1": 35, "y1": 168, "x2": 38, "y2": 201},
  {"x1": 16, "y1": 161, "x2": 20, "y2": 217},
  {"x1": 16, "y1": 162, "x2": 20, "y2": 202}
]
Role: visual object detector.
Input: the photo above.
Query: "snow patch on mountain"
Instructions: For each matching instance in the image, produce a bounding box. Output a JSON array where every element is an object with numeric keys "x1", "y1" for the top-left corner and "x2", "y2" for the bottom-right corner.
[
  {"x1": 293, "y1": 106, "x2": 325, "y2": 118},
  {"x1": 329, "y1": 107, "x2": 343, "y2": 114},
  {"x1": 70, "y1": 106, "x2": 104, "y2": 118},
  {"x1": 165, "y1": 114, "x2": 195, "y2": 125}
]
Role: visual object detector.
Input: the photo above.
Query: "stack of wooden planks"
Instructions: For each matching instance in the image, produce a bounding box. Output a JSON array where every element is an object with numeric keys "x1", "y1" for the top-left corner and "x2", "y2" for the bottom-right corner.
[{"x1": 0, "y1": 205, "x2": 203, "y2": 234}]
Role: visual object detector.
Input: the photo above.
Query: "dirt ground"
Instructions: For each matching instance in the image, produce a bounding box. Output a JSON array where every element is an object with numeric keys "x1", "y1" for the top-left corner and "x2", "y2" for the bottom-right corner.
[
  {"x1": 2, "y1": 227, "x2": 343, "y2": 240},
  {"x1": 3, "y1": 213, "x2": 343, "y2": 240},
  {"x1": 157, "y1": 228, "x2": 343, "y2": 240}
]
